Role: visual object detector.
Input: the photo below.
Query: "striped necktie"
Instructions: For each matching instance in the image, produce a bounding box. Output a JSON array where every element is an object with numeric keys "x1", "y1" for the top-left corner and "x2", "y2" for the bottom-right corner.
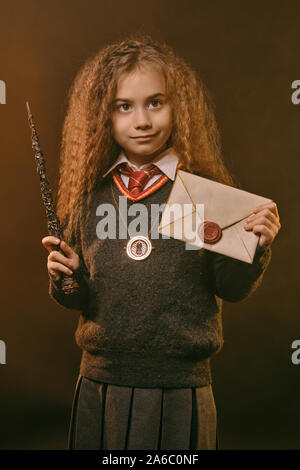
[{"x1": 118, "y1": 162, "x2": 162, "y2": 196}]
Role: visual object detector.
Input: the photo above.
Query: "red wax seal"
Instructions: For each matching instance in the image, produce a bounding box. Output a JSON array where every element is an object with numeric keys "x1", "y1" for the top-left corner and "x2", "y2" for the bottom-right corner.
[{"x1": 198, "y1": 221, "x2": 222, "y2": 244}]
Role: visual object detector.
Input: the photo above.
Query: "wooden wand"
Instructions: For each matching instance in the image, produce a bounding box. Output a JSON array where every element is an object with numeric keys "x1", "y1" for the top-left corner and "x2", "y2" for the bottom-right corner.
[{"x1": 26, "y1": 101, "x2": 79, "y2": 294}]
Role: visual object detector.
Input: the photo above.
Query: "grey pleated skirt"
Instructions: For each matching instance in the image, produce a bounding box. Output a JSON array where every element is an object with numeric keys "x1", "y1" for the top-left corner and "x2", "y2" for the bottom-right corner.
[{"x1": 67, "y1": 375, "x2": 219, "y2": 450}]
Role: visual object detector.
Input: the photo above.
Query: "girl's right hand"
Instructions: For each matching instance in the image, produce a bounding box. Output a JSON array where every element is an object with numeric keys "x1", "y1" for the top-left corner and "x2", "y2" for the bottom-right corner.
[{"x1": 41, "y1": 236, "x2": 80, "y2": 281}]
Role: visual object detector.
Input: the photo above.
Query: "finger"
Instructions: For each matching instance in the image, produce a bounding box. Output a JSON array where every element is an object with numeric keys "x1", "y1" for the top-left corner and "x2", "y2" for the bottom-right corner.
[
  {"x1": 49, "y1": 270, "x2": 61, "y2": 282},
  {"x1": 252, "y1": 201, "x2": 274, "y2": 212},
  {"x1": 60, "y1": 240, "x2": 76, "y2": 258},
  {"x1": 246, "y1": 206, "x2": 281, "y2": 227},
  {"x1": 253, "y1": 202, "x2": 279, "y2": 219},
  {"x1": 258, "y1": 235, "x2": 268, "y2": 247},
  {"x1": 244, "y1": 213, "x2": 276, "y2": 231},
  {"x1": 251, "y1": 224, "x2": 274, "y2": 244},
  {"x1": 48, "y1": 250, "x2": 75, "y2": 270},
  {"x1": 42, "y1": 236, "x2": 61, "y2": 246},
  {"x1": 258, "y1": 234, "x2": 272, "y2": 248},
  {"x1": 42, "y1": 236, "x2": 61, "y2": 252},
  {"x1": 254, "y1": 213, "x2": 281, "y2": 232},
  {"x1": 48, "y1": 261, "x2": 73, "y2": 276}
]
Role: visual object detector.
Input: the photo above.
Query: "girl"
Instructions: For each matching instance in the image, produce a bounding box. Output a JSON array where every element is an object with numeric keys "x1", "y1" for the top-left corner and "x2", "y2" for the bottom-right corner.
[{"x1": 42, "y1": 33, "x2": 281, "y2": 450}]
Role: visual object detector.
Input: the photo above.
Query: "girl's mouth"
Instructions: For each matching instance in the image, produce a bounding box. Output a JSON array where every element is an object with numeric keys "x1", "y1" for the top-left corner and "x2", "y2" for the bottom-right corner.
[{"x1": 132, "y1": 133, "x2": 157, "y2": 141}]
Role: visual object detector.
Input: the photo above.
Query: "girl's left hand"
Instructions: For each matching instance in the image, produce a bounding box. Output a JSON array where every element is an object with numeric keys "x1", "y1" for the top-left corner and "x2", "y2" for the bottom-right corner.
[{"x1": 243, "y1": 201, "x2": 281, "y2": 247}]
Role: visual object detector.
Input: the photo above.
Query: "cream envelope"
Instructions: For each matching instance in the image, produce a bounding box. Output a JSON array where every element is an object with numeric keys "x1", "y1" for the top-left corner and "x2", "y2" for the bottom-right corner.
[{"x1": 158, "y1": 170, "x2": 273, "y2": 264}]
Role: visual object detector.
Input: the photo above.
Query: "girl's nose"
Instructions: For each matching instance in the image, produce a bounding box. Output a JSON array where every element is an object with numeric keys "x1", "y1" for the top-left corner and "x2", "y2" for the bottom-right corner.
[{"x1": 133, "y1": 108, "x2": 152, "y2": 129}]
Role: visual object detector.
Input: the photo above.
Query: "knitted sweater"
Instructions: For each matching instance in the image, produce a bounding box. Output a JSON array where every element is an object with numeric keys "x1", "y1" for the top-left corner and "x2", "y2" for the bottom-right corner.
[{"x1": 49, "y1": 173, "x2": 272, "y2": 388}]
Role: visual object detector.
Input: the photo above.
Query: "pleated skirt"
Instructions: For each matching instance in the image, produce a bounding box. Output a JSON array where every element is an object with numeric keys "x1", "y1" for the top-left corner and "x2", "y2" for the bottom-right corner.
[{"x1": 67, "y1": 374, "x2": 219, "y2": 450}]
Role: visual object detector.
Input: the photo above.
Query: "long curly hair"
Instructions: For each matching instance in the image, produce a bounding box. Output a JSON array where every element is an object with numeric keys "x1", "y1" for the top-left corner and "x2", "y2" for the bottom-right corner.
[{"x1": 56, "y1": 32, "x2": 238, "y2": 244}]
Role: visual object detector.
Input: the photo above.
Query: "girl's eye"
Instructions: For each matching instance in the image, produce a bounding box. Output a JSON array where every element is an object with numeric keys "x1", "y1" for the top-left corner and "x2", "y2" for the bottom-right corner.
[
  {"x1": 149, "y1": 99, "x2": 162, "y2": 108},
  {"x1": 118, "y1": 103, "x2": 131, "y2": 112},
  {"x1": 116, "y1": 100, "x2": 162, "y2": 112}
]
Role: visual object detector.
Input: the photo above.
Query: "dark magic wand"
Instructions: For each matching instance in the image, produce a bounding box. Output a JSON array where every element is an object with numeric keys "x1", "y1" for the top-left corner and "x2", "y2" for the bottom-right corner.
[{"x1": 26, "y1": 101, "x2": 79, "y2": 294}]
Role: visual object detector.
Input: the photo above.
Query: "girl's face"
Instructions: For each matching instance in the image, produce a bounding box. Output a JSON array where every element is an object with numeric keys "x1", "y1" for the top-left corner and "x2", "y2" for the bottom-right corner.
[{"x1": 111, "y1": 64, "x2": 173, "y2": 166}]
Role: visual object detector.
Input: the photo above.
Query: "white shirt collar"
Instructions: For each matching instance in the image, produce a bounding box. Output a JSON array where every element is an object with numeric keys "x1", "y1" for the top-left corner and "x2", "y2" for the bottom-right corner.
[{"x1": 102, "y1": 146, "x2": 180, "y2": 181}]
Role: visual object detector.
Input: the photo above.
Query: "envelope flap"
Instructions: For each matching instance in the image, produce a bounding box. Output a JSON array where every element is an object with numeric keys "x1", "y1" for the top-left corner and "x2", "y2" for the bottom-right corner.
[
  {"x1": 178, "y1": 170, "x2": 273, "y2": 227},
  {"x1": 159, "y1": 172, "x2": 194, "y2": 228}
]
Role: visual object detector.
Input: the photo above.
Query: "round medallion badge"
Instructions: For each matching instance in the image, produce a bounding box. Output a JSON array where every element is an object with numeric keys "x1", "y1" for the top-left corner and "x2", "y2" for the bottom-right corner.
[{"x1": 126, "y1": 236, "x2": 152, "y2": 260}]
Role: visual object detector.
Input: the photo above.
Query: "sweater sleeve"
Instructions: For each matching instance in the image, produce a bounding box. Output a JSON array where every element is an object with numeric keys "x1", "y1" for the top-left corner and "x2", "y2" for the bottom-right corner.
[
  {"x1": 48, "y1": 254, "x2": 90, "y2": 310},
  {"x1": 205, "y1": 242, "x2": 272, "y2": 303}
]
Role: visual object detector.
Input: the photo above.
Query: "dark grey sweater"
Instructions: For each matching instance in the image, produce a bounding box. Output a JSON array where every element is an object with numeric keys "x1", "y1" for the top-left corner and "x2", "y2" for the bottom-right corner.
[{"x1": 49, "y1": 173, "x2": 272, "y2": 388}]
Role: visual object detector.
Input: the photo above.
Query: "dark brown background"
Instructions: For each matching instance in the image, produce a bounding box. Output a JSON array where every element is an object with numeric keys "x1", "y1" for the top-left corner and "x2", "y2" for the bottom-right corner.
[{"x1": 0, "y1": 0, "x2": 299, "y2": 449}]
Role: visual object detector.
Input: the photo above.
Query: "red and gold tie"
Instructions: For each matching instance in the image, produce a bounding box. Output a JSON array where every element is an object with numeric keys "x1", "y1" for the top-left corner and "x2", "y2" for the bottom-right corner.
[{"x1": 118, "y1": 162, "x2": 162, "y2": 196}]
